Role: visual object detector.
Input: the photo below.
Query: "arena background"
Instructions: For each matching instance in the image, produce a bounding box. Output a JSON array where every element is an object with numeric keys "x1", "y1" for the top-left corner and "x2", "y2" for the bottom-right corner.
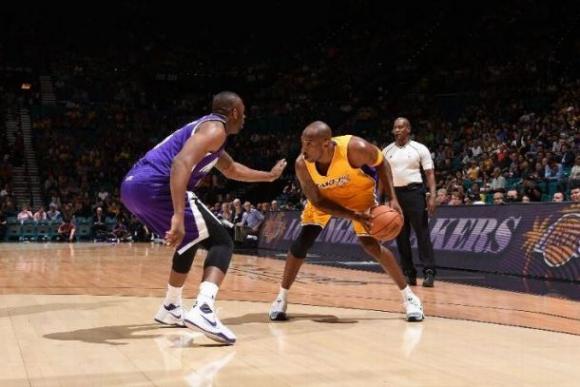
[
  {"x1": 1, "y1": 2, "x2": 579, "y2": 386},
  {"x1": 1, "y1": 1, "x2": 579, "y2": 299}
]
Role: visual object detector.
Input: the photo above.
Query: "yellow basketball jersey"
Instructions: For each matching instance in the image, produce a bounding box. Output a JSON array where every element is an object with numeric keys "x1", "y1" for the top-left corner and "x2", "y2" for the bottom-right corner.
[{"x1": 304, "y1": 135, "x2": 377, "y2": 212}]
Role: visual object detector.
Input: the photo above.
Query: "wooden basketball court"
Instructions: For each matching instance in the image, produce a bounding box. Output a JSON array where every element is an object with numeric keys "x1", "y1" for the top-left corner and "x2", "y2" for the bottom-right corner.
[{"x1": 1, "y1": 243, "x2": 578, "y2": 386}]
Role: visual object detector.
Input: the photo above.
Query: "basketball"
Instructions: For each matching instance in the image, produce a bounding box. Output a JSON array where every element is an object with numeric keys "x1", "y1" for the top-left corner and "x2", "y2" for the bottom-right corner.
[{"x1": 369, "y1": 205, "x2": 404, "y2": 241}]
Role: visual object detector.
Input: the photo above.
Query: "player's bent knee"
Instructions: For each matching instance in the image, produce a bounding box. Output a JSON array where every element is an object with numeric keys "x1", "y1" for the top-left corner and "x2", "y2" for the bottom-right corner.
[
  {"x1": 289, "y1": 239, "x2": 310, "y2": 259},
  {"x1": 289, "y1": 225, "x2": 321, "y2": 258},
  {"x1": 204, "y1": 237, "x2": 233, "y2": 273},
  {"x1": 172, "y1": 246, "x2": 197, "y2": 274}
]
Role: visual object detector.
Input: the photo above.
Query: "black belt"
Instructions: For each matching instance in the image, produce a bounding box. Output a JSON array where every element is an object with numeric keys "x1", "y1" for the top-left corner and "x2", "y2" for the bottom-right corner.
[{"x1": 395, "y1": 183, "x2": 424, "y2": 191}]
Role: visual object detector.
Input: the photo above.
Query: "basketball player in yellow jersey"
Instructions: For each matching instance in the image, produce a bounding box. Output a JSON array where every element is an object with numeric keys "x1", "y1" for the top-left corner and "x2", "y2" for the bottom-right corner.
[{"x1": 269, "y1": 121, "x2": 424, "y2": 322}]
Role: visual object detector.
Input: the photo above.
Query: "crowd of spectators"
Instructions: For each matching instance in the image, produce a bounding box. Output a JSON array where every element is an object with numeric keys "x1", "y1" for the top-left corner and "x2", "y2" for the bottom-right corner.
[
  {"x1": 0, "y1": 89, "x2": 21, "y2": 236},
  {"x1": 1, "y1": 2, "x2": 578, "y2": 243}
]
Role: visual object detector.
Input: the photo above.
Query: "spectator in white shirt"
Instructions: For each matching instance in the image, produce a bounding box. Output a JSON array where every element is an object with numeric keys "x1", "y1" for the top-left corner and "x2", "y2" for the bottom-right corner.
[
  {"x1": 34, "y1": 206, "x2": 48, "y2": 221},
  {"x1": 17, "y1": 205, "x2": 34, "y2": 222},
  {"x1": 489, "y1": 167, "x2": 506, "y2": 191}
]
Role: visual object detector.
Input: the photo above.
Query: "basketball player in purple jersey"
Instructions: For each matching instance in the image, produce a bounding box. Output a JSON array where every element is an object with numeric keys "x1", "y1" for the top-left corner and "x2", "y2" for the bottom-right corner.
[{"x1": 121, "y1": 91, "x2": 287, "y2": 344}]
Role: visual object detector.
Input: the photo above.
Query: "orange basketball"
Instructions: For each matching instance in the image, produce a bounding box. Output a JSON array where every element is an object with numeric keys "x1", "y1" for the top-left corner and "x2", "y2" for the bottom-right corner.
[{"x1": 369, "y1": 205, "x2": 404, "y2": 241}]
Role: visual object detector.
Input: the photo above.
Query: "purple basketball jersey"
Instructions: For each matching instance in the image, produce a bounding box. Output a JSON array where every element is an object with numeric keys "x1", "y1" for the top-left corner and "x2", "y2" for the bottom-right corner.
[
  {"x1": 138, "y1": 113, "x2": 226, "y2": 190},
  {"x1": 120, "y1": 113, "x2": 228, "y2": 252}
]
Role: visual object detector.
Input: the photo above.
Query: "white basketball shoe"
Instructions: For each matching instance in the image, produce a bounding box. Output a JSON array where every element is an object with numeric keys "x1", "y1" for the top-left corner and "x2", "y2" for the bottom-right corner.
[
  {"x1": 154, "y1": 303, "x2": 186, "y2": 327},
  {"x1": 184, "y1": 302, "x2": 237, "y2": 345},
  {"x1": 404, "y1": 295, "x2": 425, "y2": 322},
  {"x1": 269, "y1": 297, "x2": 288, "y2": 321}
]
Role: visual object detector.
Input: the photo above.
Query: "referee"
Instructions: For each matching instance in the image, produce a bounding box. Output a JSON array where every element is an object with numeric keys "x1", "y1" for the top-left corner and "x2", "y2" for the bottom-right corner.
[{"x1": 383, "y1": 117, "x2": 437, "y2": 287}]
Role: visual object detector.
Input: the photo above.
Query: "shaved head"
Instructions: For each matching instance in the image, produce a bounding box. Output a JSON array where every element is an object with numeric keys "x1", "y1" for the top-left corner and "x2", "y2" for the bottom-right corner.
[
  {"x1": 212, "y1": 91, "x2": 242, "y2": 115},
  {"x1": 394, "y1": 117, "x2": 411, "y2": 129},
  {"x1": 302, "y1": 121, "x2": 332, "y2": 140},
  {"x1": 300, "y1": 121, "x2": 334, "y2": 163},
  {"x1": 211, "y1": 91, "x2": 245, "y2": 134}
]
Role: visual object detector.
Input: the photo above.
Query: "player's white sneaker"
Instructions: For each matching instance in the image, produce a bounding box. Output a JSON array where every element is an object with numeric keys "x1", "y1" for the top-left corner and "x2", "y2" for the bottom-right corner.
[
  {"x1": 269, "y1": 297, "x2": 288, "y2": 321},
  {"x1": 404, "y1": 295, "x2": 425, "y2": 322},
  {"x1": 184, "y1": 302, "x2": 237, "y2": 345},
  {"x1": 154, "y1": 303, "x2": 186, "y2": 327}
]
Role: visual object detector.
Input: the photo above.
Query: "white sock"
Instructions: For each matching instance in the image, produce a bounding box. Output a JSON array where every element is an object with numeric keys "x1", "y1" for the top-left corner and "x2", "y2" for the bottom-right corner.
[
  {"x1": 164, "y1": 284, "x2": 183, "y2": 306},
  {"x1": 400, "y1": 285, "x2": 415, "y2": 302},
  {"x1": 197, "y1": 281, "x2": 219, "y2": 308},
  {"x1": 277, "y1": 287, "x2": 289, "y2": 301}
]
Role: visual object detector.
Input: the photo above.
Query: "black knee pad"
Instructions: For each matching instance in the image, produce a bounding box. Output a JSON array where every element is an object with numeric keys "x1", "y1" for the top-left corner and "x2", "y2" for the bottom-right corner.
[
  {"x1": 199, "y1": 203, "x2": 234, "y2": 273},
  {"x1": 289, "y1": 225, "x2": 322, "y2": 258},
  {"x1": 172, "y1": 245, "x2": 198, "y2": 274},
  {"x1": 203, "y1": 235, "x2": 234, "y2": 273}
]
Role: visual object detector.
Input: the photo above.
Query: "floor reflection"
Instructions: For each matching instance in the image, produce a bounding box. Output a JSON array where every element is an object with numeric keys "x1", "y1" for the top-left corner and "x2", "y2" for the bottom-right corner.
[{"x1": 153, "y1": 331, "x2": 236, "y2": 387}]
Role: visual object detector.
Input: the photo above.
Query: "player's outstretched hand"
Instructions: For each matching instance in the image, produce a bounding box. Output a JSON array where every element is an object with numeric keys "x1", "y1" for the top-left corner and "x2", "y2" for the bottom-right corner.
[
  {"x1": 165, "y1": 214, "x2": 185, "y2": 248},
  {"x1": 269, "y1": 159, "x2": 288, "y2": 181}
]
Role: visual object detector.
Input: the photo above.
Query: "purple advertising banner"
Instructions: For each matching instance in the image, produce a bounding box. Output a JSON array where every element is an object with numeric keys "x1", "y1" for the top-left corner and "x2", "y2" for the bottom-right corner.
[{"x1": 259, "y1": 203, "x2": 580, "y2": 282}]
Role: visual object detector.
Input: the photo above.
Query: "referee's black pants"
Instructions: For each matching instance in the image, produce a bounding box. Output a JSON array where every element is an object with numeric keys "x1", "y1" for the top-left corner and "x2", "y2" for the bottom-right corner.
[{"x1": 394, "y1": 184, "x2": 436, "y2": 277}]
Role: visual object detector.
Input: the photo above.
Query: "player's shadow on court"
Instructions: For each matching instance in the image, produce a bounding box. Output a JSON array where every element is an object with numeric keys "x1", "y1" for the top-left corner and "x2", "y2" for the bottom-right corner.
[
  {"x1": 0, "y1": 300, "x2": 122, "y2": 318},
  {"x1": 221, "y1": 313, "x2": 352, "y2": 325},
  {"x1": 44, "y1": 324, "x2": 229, "y2": 347},
  {"x1": 223, "y1": 313, "x2": 397, "y2": 325},
  {"x1": 288, "y1": 314, "x2": 360, "y2": 324},
  {"x1": 44, "y1": 324, "x2": 165, "y2": 346}
]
